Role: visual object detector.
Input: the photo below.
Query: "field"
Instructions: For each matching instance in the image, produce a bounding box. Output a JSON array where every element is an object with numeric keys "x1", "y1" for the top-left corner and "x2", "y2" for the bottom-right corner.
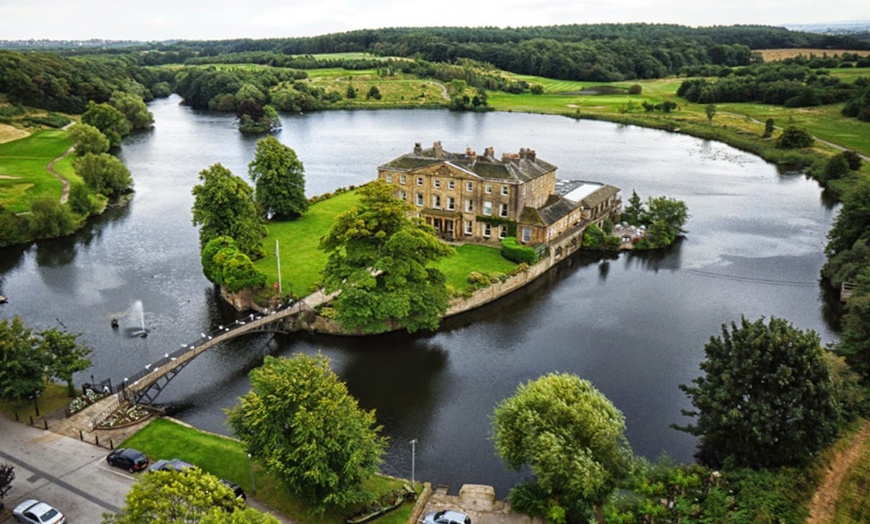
[
  {"x1": 0, "y1": 129, "x2": 72, "y2": 212},
  {"x1": 434, "y1": 243, "x2": 517, "y2": 291},
  {"x1": 121, "y1": 418, "x2": 415, "y2": 524},
  {"x1": 758, "y1": 48, "x2": 870, "y2": 61}
]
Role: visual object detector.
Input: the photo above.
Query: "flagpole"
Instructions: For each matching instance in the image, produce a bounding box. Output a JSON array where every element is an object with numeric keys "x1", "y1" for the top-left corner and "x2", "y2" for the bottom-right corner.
[{"x1": 276, "y1": 239, "x2": 282, "y2": 296}]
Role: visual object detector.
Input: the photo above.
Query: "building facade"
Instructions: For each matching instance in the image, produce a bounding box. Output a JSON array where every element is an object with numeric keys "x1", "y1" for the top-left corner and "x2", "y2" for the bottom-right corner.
[{"x1": 378, "y1": 142, "x2": 621, "y2": 246}]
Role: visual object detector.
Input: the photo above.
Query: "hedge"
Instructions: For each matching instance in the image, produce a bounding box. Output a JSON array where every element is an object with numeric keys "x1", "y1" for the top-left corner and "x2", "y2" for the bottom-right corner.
[{"x1": 501, "y1": 236, "x2": 537, "y2": 264}]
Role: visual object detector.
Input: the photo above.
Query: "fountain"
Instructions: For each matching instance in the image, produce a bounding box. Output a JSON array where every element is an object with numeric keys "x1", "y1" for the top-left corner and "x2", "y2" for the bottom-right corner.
[{"x1": 129, "y1": 300, "x2": 148, "y2": 338}]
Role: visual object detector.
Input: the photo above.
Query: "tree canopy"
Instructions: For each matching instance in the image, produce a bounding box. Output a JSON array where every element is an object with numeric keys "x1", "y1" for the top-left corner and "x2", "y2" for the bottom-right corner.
[
  {"x1": 103, "y1": 467, "x2": 276, "y2": 524},
  {"x1": 248, "y1": 136, "x2": 309, "y2": 219},
  {"x1": 191, "y1": 163, "x2": 267, "y2": 259},
  {"x1": 81, "y1": 101, "x2": 132, "y2": 147},
  {"x1": 0, "y1": 316, "x2": 49, "y2": 403},
  {"x1": 492, "y1": 372, "x2": 631, "y2": 523},
  {"x1": 68, "y1": 123, "x2": 110, "y2": 156},
  {"x1": 73, "y1": 152, "x2": 133, "y2": 197},
  {"x1": 39, "y1": 327, "x2": 93, "y2": 397},
  {"x1": 677, "y1": 316, "x2": 841, "y2": 468},
  {"x1": 226, "y1": 354, "x2": 386, "y2": 511},
  {"x1": 318, "y1": 180, "x2": 455, "y2": 333}
]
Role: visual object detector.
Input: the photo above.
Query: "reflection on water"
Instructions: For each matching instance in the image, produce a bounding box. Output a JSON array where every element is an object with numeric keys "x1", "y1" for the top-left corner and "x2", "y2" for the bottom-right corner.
[{"x1": 0, "y1": 97, "x2": 840, "y2": 497}]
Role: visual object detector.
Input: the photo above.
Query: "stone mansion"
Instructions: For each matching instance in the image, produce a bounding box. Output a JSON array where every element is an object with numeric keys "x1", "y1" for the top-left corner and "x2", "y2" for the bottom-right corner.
[{"x1": 378, "y1": 142, "x2": 622, "y2": 247}]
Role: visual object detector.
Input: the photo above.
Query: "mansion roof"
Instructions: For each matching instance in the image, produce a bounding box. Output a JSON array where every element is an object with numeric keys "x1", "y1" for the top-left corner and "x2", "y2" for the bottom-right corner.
[{"x1": 380, "y1": 142, "x2": 557, "y2": 183}]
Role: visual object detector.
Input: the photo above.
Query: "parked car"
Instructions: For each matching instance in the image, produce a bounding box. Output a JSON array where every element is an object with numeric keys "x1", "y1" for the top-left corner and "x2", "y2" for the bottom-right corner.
[
  {"x1": 12, "y1": 499, "x2": 66, "y2": 524},
  {"x1": 220, "y1": 478, "x2": 246, "y2": 500},
  {"x1": 106, "y1": 448, "x2": 149, "y2": 472},
  {"x1": 422, "y1": 510, "x2": 471, "y2": 524},
  {"x1": 148, "y1": 458, "x2": 194, "y2": 473}
]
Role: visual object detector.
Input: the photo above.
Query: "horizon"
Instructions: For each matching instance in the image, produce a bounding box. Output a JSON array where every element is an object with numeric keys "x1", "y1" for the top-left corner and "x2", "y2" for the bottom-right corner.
[{"x1": 0, "y1": 0, "x2": 868, "y2": 42}]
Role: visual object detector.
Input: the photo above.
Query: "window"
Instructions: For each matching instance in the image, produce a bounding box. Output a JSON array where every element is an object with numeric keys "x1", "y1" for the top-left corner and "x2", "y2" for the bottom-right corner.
[
  {"x1": 398, "y1": 190, "x2": 407, "y2": 200},
  {"x1": 499, "y1": 203, "x2": 508, "y2": 217},
  {"x1": 483, "y1": 223, "x2": 491, "y2": 238},
  {"x1": 432, "y1": 195, "x2": 441, "y2": 209},
  {"x1": 400, "y1": 175, "x2": 407, "y2": 184},
  {"x1": 434, "y1": 179, "x2": 441, "y2": 188},
  {"x1": 416, "y1": 193, "x2": 423, "y2": 206},
  {"x1": 447, "y1": 196, "x2": 455, "y2": 210},
  {"x1": 521, "y1": 227, "x2": 531, "y2": 242},
  {"x1": 448, "y1": 180, "x2": 455, "y2": 190},
  {"x1": 464, "y1": 220, "x2": 473, "y2": 235},
  {"x1": 417, "y1": 177, "x2": 423, "y2": 186},
  {"x1": 466, "y1": 181, "x2": 473, "y2": 192},
  {"x1": 485, "y1": 184, "x2": 492, "y2": 194},
  {"x1": 499, "y1": 226, "x2": 507, "y2": 239},
  {"x1": 465, "y1": 199, "x2": 473, "y2": 213},
  {"x1": 483, "y1": 201, "x2": 492, "y2": 216},
  {"x1": 501, "y1": 185, "x2": 509, "y2": 196},
  {"x1": 386, "y1": 174, "x2": 393, "y2": 183}
]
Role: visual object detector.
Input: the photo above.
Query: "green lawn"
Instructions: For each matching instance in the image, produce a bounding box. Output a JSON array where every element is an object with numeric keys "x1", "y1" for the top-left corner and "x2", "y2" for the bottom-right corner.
[
  {"x1": 257, "y1": 190, "x2": 518, "y2": 298},
  {"x1": 255, "y1": 189, "x2": 360, "y2": 297},
  {"x1": 436, "y1": 244, "x2": 517, "y2": 291},
  {"x1": 0, "y1": 129, "x2": 71, "y2": 212},
  {"x1": 121, "y1": 418, "x2": 415, "y2": 524}
]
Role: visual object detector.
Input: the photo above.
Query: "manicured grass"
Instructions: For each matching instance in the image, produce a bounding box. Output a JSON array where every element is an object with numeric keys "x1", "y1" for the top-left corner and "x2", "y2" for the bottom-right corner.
[
  {"x1": 0, "y1": 382, "x2": 71, "y2": 420},
  {"x1": 257, "y1": 190, "x2": 518, "y2": 297},
  {"x1": 435, "y1": 243, "x2": 517, "y2": 291},
  {"x1": 0, "y1": 129, "x2": 71, "y2": 212},
  {"x1": 121, "y1": 418, "x2": 414, "y2": 524},
  {"x1": 255, "y1": 190, "x2": 361, "y2": 296}
]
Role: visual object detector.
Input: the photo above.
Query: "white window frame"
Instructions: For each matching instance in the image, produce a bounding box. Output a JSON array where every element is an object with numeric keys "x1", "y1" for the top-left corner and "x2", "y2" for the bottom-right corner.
[
  {"x1": 521, "y1": 227, "x2": 531, "y2": 242},
  {"x1": 499, "y1": 203, "x2": 508, "y2": 217},
  {"x1": 465, "y1": 199, "x2": 473, "y2": 213},
  {"x1": 483, "y1": 223, "x2": 491, "y2": 238},
  {"x1": 447, "y1": 196, "x2": 455, "y2": 211},
  {"x1": 434, "y1": 179, "x2": 441, "y2": 188},
  {"x1": 499, "y1": 226, "x2": 508, "y2": 239},
  {"x1": 501, "y1": 185, "x2": 509, "y2": 196},
  {"x1": 483, "y1": 201, "x2": 492, "y2": 216},
  {"x1": 448, "y1": 180, "x2": 455, "y2": 190},
  {"x1": 386, "y1": 174, "x2": 393, "y2": 183},
  {"x1": 464, "y1": 220, "x2": 473, "y2": 235},
  {"x1": 400, "y1": 174, "x2": 407, "y2": 184},
  {"x1": 432, "y1": 195, "x2": 441, "y2": 209},
  {"x1": 485, "y1": 184, "x2": 492, "y2": 194},
  {"x1": 466, "y1": 181, "x2": 474, "y2": 192},
  {"x1": 399, "y1": 190, "x2": 407, "y2": 200},
  {"x1": 416, "y1": 193, "x2": 424, "y2": 207},
  {"x1": 417, "y1": 177, "x2": 424, "y2": 186}
]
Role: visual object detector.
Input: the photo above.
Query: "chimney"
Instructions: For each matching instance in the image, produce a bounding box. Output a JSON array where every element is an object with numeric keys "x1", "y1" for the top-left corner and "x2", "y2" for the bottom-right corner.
[
  {"x1": 466, "y1": 147, "x2": 473, "y2": 156},
  {"x1": 527, "y1": 149, "x2": 536, "y2": 162},
  {"x1": 484, "y1": 146, "x2": 494, "y2": 159},
  {"x1": 414, "y1": 142, "x2": 422, "y2": 155},
  {"x1": 470, "y1": 151, "x2": 477, "y2": 166},
  {"x1": 433, "y1": 141, "x2": 443, "y2": 158}
]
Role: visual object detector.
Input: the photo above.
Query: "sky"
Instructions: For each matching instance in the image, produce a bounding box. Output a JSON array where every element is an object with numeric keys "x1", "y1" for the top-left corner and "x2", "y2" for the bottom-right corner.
[{"x1": 0, "y1": 0, "x2": 867, "y2": 42}]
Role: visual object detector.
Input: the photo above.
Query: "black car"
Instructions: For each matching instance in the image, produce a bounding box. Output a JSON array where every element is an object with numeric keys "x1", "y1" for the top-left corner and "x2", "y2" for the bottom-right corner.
[
  {"x1": 220, "y1": 478, "x2": 246, "y2": 500},
  {"x1": 106, "y1": 448, "x2": 149, "y2": 472},
  {"x1": 148, "y1": 458, "x2": 194, "y2": 473}
]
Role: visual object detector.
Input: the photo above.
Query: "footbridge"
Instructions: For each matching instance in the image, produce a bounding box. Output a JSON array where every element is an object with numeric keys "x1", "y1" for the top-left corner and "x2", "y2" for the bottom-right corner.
[{"x1": 112, "y1": 290, "x2": 335, "y2": 406}]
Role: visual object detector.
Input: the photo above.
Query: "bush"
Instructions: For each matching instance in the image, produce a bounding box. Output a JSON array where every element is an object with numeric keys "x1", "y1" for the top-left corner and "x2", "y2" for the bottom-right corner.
[
  {"x1": 628, "y1": 84, "x2": 642, "y2": 95},
  {"x1": 501, "y1": 237, "x2": 537, "y2": 264},
  {"x1": 776, "y1": 125, "x2": 814, "y2": 149}
]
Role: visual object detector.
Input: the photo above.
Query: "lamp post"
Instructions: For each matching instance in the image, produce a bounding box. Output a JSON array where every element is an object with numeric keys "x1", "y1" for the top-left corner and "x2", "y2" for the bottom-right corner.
[
  {"x1": 248, "y1": 453, "x2": 256, "y2": 493},
  {"x1": 409, "y1": 439, "x2": 417, "y2": 489}
]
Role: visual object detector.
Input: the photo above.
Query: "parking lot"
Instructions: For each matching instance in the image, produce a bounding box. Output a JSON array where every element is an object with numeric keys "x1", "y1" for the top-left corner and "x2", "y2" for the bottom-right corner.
[{"x1": 0, "y1": 417, "x2": 135, "y2": 523}]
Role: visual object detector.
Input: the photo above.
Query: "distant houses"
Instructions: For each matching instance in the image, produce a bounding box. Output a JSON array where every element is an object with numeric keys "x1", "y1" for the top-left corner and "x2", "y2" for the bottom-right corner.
[{"x1": 378, "y1": 141, "x2": 622, "y2": 250}]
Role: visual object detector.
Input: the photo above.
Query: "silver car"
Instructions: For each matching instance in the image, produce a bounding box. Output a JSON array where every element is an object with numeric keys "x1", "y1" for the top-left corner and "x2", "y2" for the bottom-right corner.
[
  {"x1": 423, "y1": 510, "x2": 471, "y2": 524},
  {"x1": 12, "y1": 499, "x2": 66, "y2": 524}
]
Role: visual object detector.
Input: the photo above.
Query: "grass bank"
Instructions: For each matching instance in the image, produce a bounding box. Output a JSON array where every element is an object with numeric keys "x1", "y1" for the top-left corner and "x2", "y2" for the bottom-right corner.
[
  {"x1": 0, "y1": 382, "x2": 70, "y2": 420},
  {"x1": 255, "y1": 189, "x2": 515, "y2": 297},
  {"x1": 121, "y1": 417, "x2": 416, "y2": 524},
  {"x1": 0, "y1": 129, "x2": 72, "y2": 213}
]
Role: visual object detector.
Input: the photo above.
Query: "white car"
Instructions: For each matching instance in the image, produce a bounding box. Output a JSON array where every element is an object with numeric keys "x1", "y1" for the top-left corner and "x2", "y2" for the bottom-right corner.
[
  {"x1": 423, "y1": 510, "x2": 471, "y2": 524},
  {"x1": 12, "y1": 499, "x2": 66, "y2": 524}
]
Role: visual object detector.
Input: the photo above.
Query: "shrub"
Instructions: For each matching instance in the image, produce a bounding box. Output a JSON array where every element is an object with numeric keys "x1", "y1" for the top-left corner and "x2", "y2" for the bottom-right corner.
[
  {"x1": 509, "y1": 263, "x2": 530, "y2": 276},
  {"x1": 628, "y1": 84, "x2": 642, "y2": 95},
  {"x1": 776, "y1": 126, "x2": 814, "y2": 149},
  {"x1": 501, "y1": 237, "x2": 537, "y2": 264}
]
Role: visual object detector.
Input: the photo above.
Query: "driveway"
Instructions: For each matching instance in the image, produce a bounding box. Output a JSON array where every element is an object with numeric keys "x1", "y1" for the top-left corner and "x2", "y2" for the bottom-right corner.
[{"x1": 0, "y1": 416, "x2": 134, "y2": 522}]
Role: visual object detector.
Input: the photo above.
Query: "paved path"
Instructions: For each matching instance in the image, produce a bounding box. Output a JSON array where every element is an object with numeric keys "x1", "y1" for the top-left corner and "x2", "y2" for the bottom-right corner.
[{"x1": 0, "y1": 415, "x2": 133, "y2": 522}]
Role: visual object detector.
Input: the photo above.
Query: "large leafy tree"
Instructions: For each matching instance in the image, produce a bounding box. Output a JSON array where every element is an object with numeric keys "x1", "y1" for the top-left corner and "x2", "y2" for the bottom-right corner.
[
  {"x1": 26, "y1": 195, "x2": 76, "y2": 239},
  {"x1": 191, "y1": 163, "x2": 266, "y2": 260},
  {"x1": 68, "y1": 123, "x2": 110, "y2": 156},
  {"x1": 838, "y1": 270, "x2": 870, "y2": 382},
  {"x1": 492, "y1": 373, "x2": 631, "y2": 524},
  {"x1": 39, "y1": 328, "x2": 92, "y2": 397},
  {"x1": 824, "y1": 179, "x2": 870, "y2": 262},
  {"x1": 319, "y1": 180, "x2": 454, "y2": 333},
  {"x1": 248, "y1": 136, "x2": 308, "y2": 219},
  {"x1": 0, "y1": 316, "x2": 49, "y2": 403},
  {"x1": 227, "y1": 354, "x2": 386, "y2": 511},
  {"x1": 73, "y1": 153, "x2": 133, "y2": 197},
  {"x1": 103, "y1": 467, "x2": 276, "y2": 524},
  {"x1": 109, "y1": 91, "x2": 154, "y2": 130},
  {"x1": 677, "y1": 316, "x2": 841, "y2": 468},
  {"x1": 81, "y1": 101, "x2": 131, "y2": 147}
]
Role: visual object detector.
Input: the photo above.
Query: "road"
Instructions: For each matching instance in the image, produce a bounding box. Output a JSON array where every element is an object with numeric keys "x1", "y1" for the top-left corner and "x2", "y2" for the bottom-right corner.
[{"x1": 0, "y1": 416, "x2": 134, "y2": 522}]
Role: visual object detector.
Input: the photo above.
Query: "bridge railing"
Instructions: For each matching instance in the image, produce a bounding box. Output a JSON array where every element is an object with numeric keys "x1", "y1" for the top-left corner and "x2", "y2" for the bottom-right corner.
[{"x1": 114, "y1": 304, "x2": 295, "y2": 399}]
